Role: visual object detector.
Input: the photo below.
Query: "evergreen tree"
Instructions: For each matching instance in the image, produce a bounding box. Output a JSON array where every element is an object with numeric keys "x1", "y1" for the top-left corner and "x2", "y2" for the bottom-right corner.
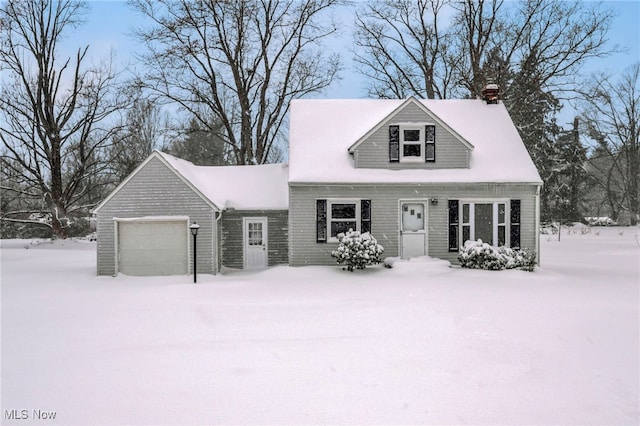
[
  {"x1": 543, "y1": 119, "x2": 589, "y2": 222},
  {"x1": 168, "y1": 119, "x2": 229, "y2": 166}
]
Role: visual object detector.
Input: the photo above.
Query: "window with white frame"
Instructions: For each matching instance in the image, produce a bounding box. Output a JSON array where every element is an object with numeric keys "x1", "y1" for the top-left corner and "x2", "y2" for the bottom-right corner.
[
  {"x1": 389, "y1": 124, "x2": 436, "y2": 163},
  {"x1": 329, "y1": 201, "x2": 360, "y2": 239},
  {"x1": 316, "y1": 199, "x2": 371, "y2": 243},
  {"x1": 400, "y1": 126, "x2": 424, "y2": 162}
]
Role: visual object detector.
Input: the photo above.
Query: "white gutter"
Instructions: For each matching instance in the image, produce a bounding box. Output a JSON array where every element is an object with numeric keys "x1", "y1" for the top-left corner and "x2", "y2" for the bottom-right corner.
[{"x1": 215, "y1": 210, "x2": 223, "y2": 274}]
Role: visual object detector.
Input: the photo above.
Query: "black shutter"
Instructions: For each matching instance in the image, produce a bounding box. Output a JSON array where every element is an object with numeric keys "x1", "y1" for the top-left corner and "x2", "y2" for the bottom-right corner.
[
  {"x1": 361, "y1": 200, "x2": 371, "y2": 234},
  {"x1": 448, "y1": 199, "x2": 459, "y2": 251},
  {"x1": 389, "y1": 125, "x2": 399, "y2": 162},
  {"x1": 316, "y1": 199, "x2": 327, "y2": 243},
  {"x1": 510, "y1": 199, "x2": 521, "y2": 249},
  {"x1": 425, "y1": 125, "x2": 436, "y2": 162}
]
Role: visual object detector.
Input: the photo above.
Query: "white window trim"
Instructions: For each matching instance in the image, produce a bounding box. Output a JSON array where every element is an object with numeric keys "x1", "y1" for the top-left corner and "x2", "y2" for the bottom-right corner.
[
  {"x1": 459, "y1": 200, "x2": 510, "y2": 248},
  {"x1": 399, "y1": 125, "x2": 425, "y2": 163},
  {"x1": 327, "y1": 199, "x2": 361, "y2": 242}
]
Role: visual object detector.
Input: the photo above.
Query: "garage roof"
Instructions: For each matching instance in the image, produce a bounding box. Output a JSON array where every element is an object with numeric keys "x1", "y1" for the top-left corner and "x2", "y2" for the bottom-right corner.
[
  {"x1": 94, "y1": 151, "x2": 289, "y2": 213},
  {"x1": 157, "y1": 151, "x2": 289, "y2": 210}
]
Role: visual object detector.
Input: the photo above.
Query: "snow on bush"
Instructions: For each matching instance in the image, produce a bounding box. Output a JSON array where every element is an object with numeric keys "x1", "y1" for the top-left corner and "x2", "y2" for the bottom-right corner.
[
  {"x1": 331, "y1": 229, "x2": 385, "y2": 272},
  {"x1": 458, "y1": 240, "x2": 536, "y2": 272},
  {"x1": 585, "y1": 216, "x2": 616, "y2": 226}
]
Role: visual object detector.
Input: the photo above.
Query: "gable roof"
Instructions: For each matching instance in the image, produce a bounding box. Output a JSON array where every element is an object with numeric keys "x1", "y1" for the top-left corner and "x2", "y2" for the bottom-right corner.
[
  {"x1": 157, "y1": 151, "x2": 289, "y2": 210},
  {"x1": 347, "y1": 97, "x2": 474, "y2": 153},
  {"x1": 289, "y1": 98, "x2": 542, "y2": 185},
  {"x1": 94, "y1": 151, "x2": 289, "y2": 213}
]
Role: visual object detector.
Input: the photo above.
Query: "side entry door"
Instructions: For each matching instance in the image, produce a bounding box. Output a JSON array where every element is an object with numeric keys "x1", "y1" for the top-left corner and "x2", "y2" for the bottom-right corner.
[{"x1": 243, "y1": 217, "x2": 268, "y2": 269}]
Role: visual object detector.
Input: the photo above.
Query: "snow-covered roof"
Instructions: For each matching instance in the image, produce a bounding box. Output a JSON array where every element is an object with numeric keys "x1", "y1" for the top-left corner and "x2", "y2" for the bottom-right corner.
[
  {"x1": 157, "y1": 151, "x2": 289, "y2": 210},
  {"x1": 288, "y1": 98, "x2": 542, "y2": 184}
]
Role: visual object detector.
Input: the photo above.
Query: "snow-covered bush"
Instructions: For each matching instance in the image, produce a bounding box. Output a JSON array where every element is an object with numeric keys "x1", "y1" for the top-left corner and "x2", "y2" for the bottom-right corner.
[
  {"x1": 458, "y1": 240, "x2": 536, "y2": 272},
  {"x1": 331, "y1": 229, "x2": 385, "y2": 272},
  {"x1": 585, "y1": 216, "x2": 616, "y2": 226}
]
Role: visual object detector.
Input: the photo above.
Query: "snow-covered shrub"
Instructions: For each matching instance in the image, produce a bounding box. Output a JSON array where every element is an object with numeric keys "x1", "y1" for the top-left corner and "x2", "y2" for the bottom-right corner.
[
  {"x1": 458, "y1": 240, "x2": 507, "y2": 270},
  {"x1": 458, "y1": 240, "x2": 536, "y2": 272},
  {"x1": 509, "y1": 247, "x2": 537, "y2": 272},
  {"x1": 585, "y1": 216, "x2": 615, "y2": 226},
  {"x1": 331, "y1": 229, "x2": 385, "y2": 272}
]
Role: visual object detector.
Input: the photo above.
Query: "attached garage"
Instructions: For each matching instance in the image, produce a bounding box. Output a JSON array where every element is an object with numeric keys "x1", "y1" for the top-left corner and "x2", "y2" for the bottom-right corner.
[
  {"x1": 93, "y1": 150, "x2": 289, "y2": 277},
  {"x1": 116, "y1": 217, "x2": 189, "y2": 276}
]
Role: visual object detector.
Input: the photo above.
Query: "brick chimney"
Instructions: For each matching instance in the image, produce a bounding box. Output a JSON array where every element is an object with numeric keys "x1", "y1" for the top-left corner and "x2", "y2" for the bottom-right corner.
[{"x1": 481, "y1": 83, "x2": 500, "y2": 104}]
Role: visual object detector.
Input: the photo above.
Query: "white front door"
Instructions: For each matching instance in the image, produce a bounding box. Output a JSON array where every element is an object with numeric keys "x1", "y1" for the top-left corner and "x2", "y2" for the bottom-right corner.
[
  {"x1": 400, "y1": 202, "x2": 427, "y2": 258},
  {"x1": 243, "y1": 217, "x2": 268, "y2": 269}
]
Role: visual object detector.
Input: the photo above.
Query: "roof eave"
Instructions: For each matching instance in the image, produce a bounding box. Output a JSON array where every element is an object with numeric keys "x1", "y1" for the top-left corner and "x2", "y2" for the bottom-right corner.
[{"x1": 288, "y1": 180, "x2": 543, "y2": 186}]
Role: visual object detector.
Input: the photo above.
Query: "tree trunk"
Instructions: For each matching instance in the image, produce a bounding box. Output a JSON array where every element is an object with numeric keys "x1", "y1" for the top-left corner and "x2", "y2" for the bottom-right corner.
[
  {"x1": 627, "y1": 120, "x2": 639, "y2": 225},
  {"x1": 568, "y1": 117, "x2": 582, "y2": 221},
  {"x1": 48, "y1": 201, "x2": 68, "y2": 239}
]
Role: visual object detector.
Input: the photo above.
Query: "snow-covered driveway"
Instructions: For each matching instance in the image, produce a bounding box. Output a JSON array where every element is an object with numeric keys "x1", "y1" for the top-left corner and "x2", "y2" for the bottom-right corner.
[{"x1": 1, "y1": 227, "x2": 638, "y2": 425}]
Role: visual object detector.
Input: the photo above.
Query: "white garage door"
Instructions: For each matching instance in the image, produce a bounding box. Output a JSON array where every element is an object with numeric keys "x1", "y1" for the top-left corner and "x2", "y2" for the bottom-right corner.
[{"x1": 118, "y1": 220, "x2": 188, "y2": 276}]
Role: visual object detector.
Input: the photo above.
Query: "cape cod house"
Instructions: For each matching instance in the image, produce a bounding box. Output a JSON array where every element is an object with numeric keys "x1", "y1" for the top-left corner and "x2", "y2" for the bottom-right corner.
[
  {"x1": 94, "y1": 94, "x2": 542, "y2": 276},
  {"x1": 288, "y1": 97, "x2": 542, "y2": 266}
]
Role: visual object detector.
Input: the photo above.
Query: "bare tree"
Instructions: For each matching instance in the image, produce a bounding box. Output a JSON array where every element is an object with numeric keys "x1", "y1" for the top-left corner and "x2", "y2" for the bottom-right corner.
[
  {"x1": 108, "y1": 88, "x2": 168, "y2": 182},
  {"x1": 130, "y1": 0, "x2": 342, "y2": 165},
  {"x1": 0, "y1": 0, "x2": 124, "y2": 238},
  {"x1": 354, "y1": 0, "x2": 613, "y2": 101},
  {"x1": 353, "y1": 0, "x2": 614, "y2": 222},
  {"x1": 353, "y1": 0, "x2": 457, "y2": 99},
  {"x1": 582, "y1": 63, "x2": 640, "y2": 225}
]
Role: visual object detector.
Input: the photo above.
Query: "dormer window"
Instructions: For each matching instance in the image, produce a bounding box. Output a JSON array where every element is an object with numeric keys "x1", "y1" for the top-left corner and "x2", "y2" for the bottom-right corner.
[
  {"x1": 401, "y1": 127, "x2": 424, "y2": 162},
  {"x1": 389, "y1": 124, "x2": 436, "y2": 163}
]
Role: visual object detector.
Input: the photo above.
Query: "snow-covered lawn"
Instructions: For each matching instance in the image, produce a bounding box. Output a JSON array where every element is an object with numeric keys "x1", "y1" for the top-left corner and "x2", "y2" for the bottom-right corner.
[{"x1": 1, "y1": 226, "x2": 639, "y2": 425}]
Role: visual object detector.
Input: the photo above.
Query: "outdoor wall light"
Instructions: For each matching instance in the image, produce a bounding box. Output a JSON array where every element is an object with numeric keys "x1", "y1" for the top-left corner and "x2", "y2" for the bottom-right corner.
[
  {"x1": 431, "y1": 198, "x2": 438, "y2": 206},
  {"x1": 189, "y1": 222, "x2": 200, "y2": 283}
]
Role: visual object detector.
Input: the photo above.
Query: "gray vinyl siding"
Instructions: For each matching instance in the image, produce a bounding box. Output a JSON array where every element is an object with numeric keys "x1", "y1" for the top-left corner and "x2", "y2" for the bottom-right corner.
[
  {"x1": 96, "y1": 156, "x2": 216, "y2": 275},
  {"x1": 289, "y1": 183, "x2": 539, "y2": 266},
  {"x1": 220, "y1": 210, "x2": 289, "y2": 269},
  {"x1": 353, "y1": 102, "x2": 470, "y2": 169}
]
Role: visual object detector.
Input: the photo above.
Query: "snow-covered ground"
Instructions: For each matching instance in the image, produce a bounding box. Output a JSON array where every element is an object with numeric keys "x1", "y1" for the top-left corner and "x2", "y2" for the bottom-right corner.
[{"x1": 1, "y1": 226, "x2": 639, "y2": 425}]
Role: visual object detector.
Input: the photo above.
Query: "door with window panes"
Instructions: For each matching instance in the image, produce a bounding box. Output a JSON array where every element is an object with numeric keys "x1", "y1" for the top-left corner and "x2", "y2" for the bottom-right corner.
[
  {"x1": 243, "y1": 217, "x2": 267, "y2": 269},
  {"x1": 461, "y1": 202, "x2": 507, "y2": 246}
]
